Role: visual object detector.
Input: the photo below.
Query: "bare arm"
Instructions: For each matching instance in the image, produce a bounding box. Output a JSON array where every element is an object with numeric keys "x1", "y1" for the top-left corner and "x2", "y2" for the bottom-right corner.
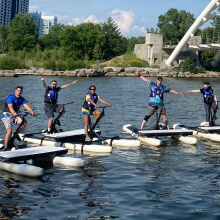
[
  {"x1": 186, "y1": 89, "x2": 200, "y2": 93},
  {"x1": 23, "y1": 103, "x2": 35, "y2": 116},
  {"x1": 134, "y1": 70, "x2": 148, "y2": 83},
  {"x1": 8, "y1": 104, "x2": 18, "y2": 117},
  {"x1": 60, "y1": 80, "x2": 78, "y2": 90},
  {"x1": 40, "y1": 75, "x2": 48, "y2": 90},
  {"x1": 170, "y1": 89, "x2": 184, "y2": 97},
  {"x1": 87, "y1": 98, "x2": 99, "y2": 108},
  {"x1": 98, "y1": 97, "x2": 112, "y2": 107}
]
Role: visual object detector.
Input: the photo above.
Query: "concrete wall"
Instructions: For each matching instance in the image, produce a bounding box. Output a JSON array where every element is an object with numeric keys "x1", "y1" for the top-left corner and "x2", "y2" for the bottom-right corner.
[{"x1": 134, "y1": 33, "x2": 200, "y2": 67}]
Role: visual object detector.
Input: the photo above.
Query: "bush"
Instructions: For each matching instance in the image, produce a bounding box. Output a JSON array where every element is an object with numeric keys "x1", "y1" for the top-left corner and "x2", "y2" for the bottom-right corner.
[
  {"x1": 182, "y1": 56, "x2": 198, "y2": 74},
  {"x1": 0, "y1": 55, "x2": 26, "y2": 69}
]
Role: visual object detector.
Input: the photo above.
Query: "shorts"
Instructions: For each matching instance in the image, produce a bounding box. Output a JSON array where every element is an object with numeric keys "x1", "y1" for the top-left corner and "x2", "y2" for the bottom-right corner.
[
  {"x1": 1, "y1": 113, "x2": 22, "y2": 129},
  {"x1": 144, "y1": 105, "x2": 166, "y2": 121},
  {"x1": 82, "y1": 111, "x2": 90, "y2": 116},
  {"x1": 44, "y1": 103, "x2": 64, "y2": 119},
  {"x1": 146, "y1": 105, "x2": 166, "y2": 117}
]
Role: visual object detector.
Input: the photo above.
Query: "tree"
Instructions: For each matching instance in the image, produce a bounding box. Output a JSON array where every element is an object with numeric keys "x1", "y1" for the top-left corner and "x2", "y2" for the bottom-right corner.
[
  {"x1": 126, "y1": 36, "x2": 145, "y2": 53},
  {"x1": 157, "y1": 8, "x2": 196, "y2": 43},
  {"x1": 59, "y1": 23, "x2": 104, "y2": 60},
  {"x1": 0, "y1": 25, "x2": 9, "y2": 53},
  {"x1": 182, "y1": 56, "x2": 197, "y2": 74},
  {"x1": 40, "y1": 23, "x2": 65, "y2": 50},
  {"x1": 100, "y1": 17, "x2": 127, "y2": 60},
  {"x1": 146, "y1": 28, "x2": 159, "y2": 34},
  {"x1": 5, "y1": 13, "x2": 38, "y2": 51}
]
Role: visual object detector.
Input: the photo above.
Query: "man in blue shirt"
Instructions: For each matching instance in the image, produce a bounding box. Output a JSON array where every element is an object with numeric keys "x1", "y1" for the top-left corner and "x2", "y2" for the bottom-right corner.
[
  {"x1": 2, "y1": 86, "x2": 35, "y2": 151},
  {"x1": 134, "y1": 70, "x2": 184, "y2": 130}
]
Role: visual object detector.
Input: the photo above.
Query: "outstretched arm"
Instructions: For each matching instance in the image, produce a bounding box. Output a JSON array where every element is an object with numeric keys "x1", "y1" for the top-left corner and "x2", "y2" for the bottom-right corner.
[
  {"x1": 98, "y1": 97, "x2": 112, "y2": 107},
  {"x1": 40, "y1": 75, "x2": 48, "y2": 90},
  {"x1": 60, "y1": 80, "x2": 78, "y2": 90},
  {"x1": 134, "y1": 70, "x2": 148, "y2": 83},
  {"x1": 186, "y1": 90, "x2": 200, "y2": 93},
  {"x1": 170, "y1": 89, "x2": 184, "y2": 97}
]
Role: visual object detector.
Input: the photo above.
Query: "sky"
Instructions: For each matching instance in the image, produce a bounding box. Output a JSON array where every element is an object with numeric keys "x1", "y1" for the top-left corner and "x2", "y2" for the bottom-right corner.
[{"x1": 29, "y1": 0, "x2": 219, "y2": 38}]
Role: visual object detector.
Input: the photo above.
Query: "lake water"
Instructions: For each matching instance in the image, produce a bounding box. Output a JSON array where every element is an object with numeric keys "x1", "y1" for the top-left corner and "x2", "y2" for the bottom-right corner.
[{"x1": 0, "y1": 76, "x2": 220, "y2": 219}]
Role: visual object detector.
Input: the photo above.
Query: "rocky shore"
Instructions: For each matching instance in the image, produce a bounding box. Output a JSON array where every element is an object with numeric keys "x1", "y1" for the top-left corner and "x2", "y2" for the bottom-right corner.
[{"x1": 0, "y1": 67, "x2": 220, "y2": 78}]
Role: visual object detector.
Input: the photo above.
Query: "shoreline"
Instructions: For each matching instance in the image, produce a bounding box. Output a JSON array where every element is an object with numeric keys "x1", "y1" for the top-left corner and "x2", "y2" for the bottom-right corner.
[{"x1": 0, "y1": 67, "x2": 220, "y2": 78}]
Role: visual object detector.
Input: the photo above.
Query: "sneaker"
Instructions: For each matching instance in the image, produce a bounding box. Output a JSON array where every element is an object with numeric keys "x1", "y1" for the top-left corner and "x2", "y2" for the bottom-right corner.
[
  {"x1": 85, "y1": 137, "x2": 92, "y2": 142},
  {"x1": 42, "y1": 129, "x2": 48, "y2": 133},
  {"x1": 42, "y1": 129, "x2": 51, "y2": 135},
  {"x1": 3, "y1": 147, "x2": 10, "y2": 151}
]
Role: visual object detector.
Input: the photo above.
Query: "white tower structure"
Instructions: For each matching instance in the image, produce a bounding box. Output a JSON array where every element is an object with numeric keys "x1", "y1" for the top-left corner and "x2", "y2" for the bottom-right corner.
[
  {"x1": 41, "y1": 16, "x2": 57, "y2": 36},
  {"x1": 166, "y1": 0, "x2": 220, "y2": 67}
]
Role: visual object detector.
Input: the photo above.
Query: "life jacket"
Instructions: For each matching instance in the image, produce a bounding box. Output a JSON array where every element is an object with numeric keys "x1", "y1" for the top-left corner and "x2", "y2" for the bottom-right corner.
[
  {"x1": 203, "y1": 87, "x2": 213, "y2": 103},
  {"x1": 3, "y1": 94, "x2": 24, "y2": 113},
  {"x1": 45, "y1": 87, "x2": 59, "y2": 104},
  {"x1": 151, "y1": 83, "x2": 164, "y2": 98},
  {"x1": 83, "y1": 92, "x2": 98, "y2": 111}
]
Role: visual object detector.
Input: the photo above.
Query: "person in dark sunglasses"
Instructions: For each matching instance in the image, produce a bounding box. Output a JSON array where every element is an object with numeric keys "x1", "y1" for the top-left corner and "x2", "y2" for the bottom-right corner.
[{"x1": 82, "y1": 85, "x2": 112, "y2": 141}]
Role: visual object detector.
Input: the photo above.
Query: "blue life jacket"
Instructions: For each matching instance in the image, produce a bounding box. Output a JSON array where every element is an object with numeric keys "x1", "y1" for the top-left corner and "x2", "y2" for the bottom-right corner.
[
  {"x1": 3, "y1": 94, "x2": 26, "y2": 113},
  {"x1": 203, "y1": 87, "x2": 213, "y2": 103},
  {"x1": 151, "y1": 83, "x2": 164, "y2": 98},
  {"x1": 45, "y1": 87, "x2": 59, "y2": 104},
  {"x1": 83, "y1": 92, "x2": 98, "y2": 111}
]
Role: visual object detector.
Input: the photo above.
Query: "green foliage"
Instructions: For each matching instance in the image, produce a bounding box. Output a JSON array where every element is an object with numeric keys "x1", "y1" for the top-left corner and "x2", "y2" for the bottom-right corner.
[
  {"x1": 182, "y1": 56, "x2": 198, "y2": 74},
  {"x1": 0, "y1": 54, "x2": 26, "y2": 69},
  {"x1": 197, "y1": 66, "x2": 206, "y2": 73},
  {"x1": 0, "y1": 25, "x2": 9, "y2": 53},
  {"x1": 157, "y1": 8, "x2": 195, "y2": 43},
  {"x1": 99, "y1": 52, "x2": 149, "y2": 68},
  {"x1": 200, "y1": 50, "x2": 216, "y2": 64},
  {"x1": 40, "y1": 24, "x2": 65, "y2": 50},
  {"x1": 5, "y1": 13, "x2": 38, "y2": 51},
  {"x1": 126, "y1": 36, "x2": 145, "y2": 53},
  {"x1": 60, "y1": 23, "x2": 104, "y2": 60},
  {"x1": 100, "y1": 17, "x2": 127, "y2": 60},
  {"x1": 146, "y1": 28, "x2": 159, "y2": 34}
]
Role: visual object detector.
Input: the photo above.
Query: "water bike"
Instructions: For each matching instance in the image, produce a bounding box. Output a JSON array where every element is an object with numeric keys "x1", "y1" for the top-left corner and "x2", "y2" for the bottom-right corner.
[
  {"x1": 123, "y1": 106, "x2": 197, "y2": 146},
  {"x1": 173, "y1": 106, "x2": 220, "y2": 142},
  {"x1": 20, "y1": 105, "x2": 141, "y2": 153},
  {"x1": 0, "y1": 112, "x2": 84, "y2": 177}
]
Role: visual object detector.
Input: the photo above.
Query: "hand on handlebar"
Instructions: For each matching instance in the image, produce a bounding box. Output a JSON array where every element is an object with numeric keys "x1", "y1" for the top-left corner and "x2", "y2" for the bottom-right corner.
[{"x1": 30, "y1": 111, "x2": 35, "y2": 116}]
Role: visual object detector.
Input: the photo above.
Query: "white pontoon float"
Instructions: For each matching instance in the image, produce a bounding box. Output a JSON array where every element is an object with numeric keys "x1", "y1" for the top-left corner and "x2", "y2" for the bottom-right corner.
[
  {"x1": 21, "y1": 106, "x2": 141, "y2": 151},
  {"x1": 0, "y1": 145, "x2": 85, "y2": 177},
  {"x1": 123, "y1": 124, "x2": 197, "y2": 146},
  {"x1": 174, "y1": 123, "x2": 220, "y2": 142}
]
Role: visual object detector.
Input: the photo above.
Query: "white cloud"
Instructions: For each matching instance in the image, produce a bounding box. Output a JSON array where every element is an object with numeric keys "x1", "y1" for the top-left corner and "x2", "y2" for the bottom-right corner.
[
  {"x1": 110, "y1": 8, "x2": 135, "y2": 34},
  {"x1": 132, "y1": 25, "x2": 146, "y2": 35},
  {"x1": 85, "y1": 15, "x2": 99, "y2": 23}
]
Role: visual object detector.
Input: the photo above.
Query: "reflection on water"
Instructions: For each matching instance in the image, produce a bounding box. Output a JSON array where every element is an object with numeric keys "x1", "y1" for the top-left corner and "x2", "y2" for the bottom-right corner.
[{"x1": 0, "y1": 76, "x2": 220, "y2": 219}]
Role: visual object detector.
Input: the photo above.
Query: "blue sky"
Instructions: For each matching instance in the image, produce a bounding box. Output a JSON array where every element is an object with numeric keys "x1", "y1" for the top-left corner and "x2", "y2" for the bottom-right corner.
[{"x1": 29, "y1": 0, "x2": 219, "y2": 38}]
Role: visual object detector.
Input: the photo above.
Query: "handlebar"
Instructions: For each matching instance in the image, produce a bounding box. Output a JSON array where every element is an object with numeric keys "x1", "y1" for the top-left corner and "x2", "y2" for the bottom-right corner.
[{"x1": 97, "y1": 106, "x2": 111, "y2": 109}]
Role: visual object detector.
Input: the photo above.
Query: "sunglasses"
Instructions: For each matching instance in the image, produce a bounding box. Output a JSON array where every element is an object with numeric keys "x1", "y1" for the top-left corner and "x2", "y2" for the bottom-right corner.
[
  {"x1": 52, "y1": 84, "x2": 57, "y2": 86},
  {"x1": 90, "y1": 89, "x2": 96, "y2": 90}
]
